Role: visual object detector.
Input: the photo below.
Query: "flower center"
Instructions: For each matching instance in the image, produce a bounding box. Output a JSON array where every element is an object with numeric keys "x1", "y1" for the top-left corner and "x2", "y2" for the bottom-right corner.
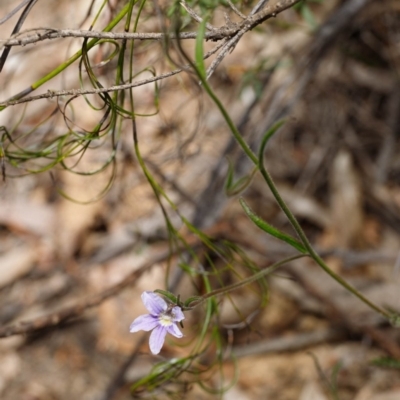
[{"x1": 158, "y1": 312, "x2": 173, "y2": 327}]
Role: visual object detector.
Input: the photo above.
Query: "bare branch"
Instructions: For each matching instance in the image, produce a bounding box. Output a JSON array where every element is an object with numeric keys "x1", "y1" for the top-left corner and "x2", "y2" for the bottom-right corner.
[
  {"x1": 206, "y1": 30, "x2": 244, "y2": 80},
  {"x1": 0, "y1": 0, "x2": 32, "y2": 25},
  {"x1": 0, "y1": 0, "x2": 38, "y2": 72},
  {"x1": 179, "y1": 1, "x2": 216, "y2": 30},
  {"x1": 226, "y1": 0, "x2": 246, "y2": 20},
  {"x1": 205, "y1": 0, "x2": 272, "y2": 80},
  {"x1": 0, "y1": 28, "x2": 187, "y2": 48},
  {"x1": 0, "y1": 40, "x2": 226, "y2": 107},
  {"x1": 250, "y1": 0, "x2": 271, "y2": 15},
  {"x1": 0, "y1": 0, "x2": 301, "y2": 50},
  {"x1": 0, "y1": 68, "x2": 183, "y2": 107}
]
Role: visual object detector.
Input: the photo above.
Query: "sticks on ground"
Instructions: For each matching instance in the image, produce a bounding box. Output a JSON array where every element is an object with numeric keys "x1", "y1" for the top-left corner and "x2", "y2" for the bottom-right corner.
[{"x1": 0, "y1": 250, "x2": 171, "y2": 338}]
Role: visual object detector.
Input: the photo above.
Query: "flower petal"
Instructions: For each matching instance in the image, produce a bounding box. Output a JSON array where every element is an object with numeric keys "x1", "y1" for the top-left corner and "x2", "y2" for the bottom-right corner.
[
  {"x1": 166, "y1": 323, "x2": 183, "y2": 338},
  {"x1": 142, "y1": 291, "x2": 167, "y2": 315},
  {"x1": 149, "y1": 325, "x2": 167, "y2": 354},
  {"x1": 129, "y1": 314, "x2": 158, "y2": 332},
  {"x1": 171, "y1": 306, "x2": 184, "y2": 322}
]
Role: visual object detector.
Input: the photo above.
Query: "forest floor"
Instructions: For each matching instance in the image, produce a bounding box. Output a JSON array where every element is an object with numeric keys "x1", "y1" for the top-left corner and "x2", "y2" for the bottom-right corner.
[{"x1": 0, "y1": 0, "x2": 399, "y2": 399}]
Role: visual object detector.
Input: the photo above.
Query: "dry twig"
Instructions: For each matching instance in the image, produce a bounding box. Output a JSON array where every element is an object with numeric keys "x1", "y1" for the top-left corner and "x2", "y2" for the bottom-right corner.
[
  {"x1": 0, "y1": 40, "x2": 226, "y2": 107},
  {"x1": 0, "y1": 250, "x2": 171, "y2": 338}
]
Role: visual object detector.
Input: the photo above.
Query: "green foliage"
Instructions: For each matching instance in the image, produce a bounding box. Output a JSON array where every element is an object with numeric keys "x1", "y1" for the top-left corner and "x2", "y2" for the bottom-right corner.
[
  {"x1": 371, "y1": 357, "x2": 400, "y2": 370},
  {"x1": 195, "y1": 19, "x2": 207, "y2": 80},
  {"x1": 389, "y1": 312, "x2": 400, "y2": 328},
  {"x1": 239, "y1": 198, "x2": 307, "y2": 254},
  {"x1": 224, "y1": 160, "x2": 257, "y2": 196},
  {"x1": 0, "y1": 0, "x2": 396, "y2": 398}
]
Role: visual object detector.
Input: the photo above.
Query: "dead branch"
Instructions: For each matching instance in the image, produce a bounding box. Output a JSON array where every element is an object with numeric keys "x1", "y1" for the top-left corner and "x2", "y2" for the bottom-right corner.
[
  {"x1": 0, "y1": 0, "x2": 38, "y2": 72},
  {"x1": 0, "y1": 0, "x2": 301, "y2": 49},
  {"x1": 206, "y1": 0, "x2": 275, "y2": 79},
  {"x1": 0, "y1": 68, "x2": 183, "y2": 107},
  {"x1": 179, "y1": 1, "x2": 216, "y2": 30},
  {"x1": 0, "y1": 39, "x2": 228, "y2": 108}
]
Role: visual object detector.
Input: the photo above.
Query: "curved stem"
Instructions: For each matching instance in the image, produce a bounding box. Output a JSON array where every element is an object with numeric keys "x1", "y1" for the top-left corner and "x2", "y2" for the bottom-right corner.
[
  {"x1": 175, "y1": 10, "x2": 391, "y2": 321},
  {"x1": 183, "y1": 254, "x2": 306, "y2": 310},
  {"x1": 199, "y1": 66, "x2": 390, "y2": 320},
  {"x1": 257, "y1": 130, "x2": 391, "y2": 319}
]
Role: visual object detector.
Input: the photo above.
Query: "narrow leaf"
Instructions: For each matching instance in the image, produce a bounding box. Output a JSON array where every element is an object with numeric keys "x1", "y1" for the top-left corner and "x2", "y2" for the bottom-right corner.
[
  {"x1": 258, "y1": 119, "x2": 286, "y2": 164},
  {"x1": 239, "y1": 198, "x2": 307, "y2": 254},
  {"x1": 195, "y1": 19, "x2": 207, "y2": 80}
]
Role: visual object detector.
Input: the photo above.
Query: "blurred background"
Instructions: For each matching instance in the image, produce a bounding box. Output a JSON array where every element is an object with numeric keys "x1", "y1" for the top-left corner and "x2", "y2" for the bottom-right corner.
[{"x1": 0, "y1": 0, "x2": 399, "y2": 399}]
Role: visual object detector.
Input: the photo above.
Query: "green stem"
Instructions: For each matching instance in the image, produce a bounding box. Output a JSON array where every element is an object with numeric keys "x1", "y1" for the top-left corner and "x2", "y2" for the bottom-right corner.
[
  {"x1": 183, "y1": 254, "x2": 306, "y2": 310},
  {"x1": 189, "y1": 23, "x2": 391, "y2": 321},
  {"x1": 200, "y1": 81, "x2": 257, "y2": 165},
  {"x1": 257, "y1": 134, "x2": 390, "y2": 319}
]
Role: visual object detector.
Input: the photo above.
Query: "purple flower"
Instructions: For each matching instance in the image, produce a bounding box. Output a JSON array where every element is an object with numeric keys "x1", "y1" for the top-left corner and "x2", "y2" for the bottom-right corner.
[{"x1": 129, "y1": 291, "x2": 185, "y2": 354}]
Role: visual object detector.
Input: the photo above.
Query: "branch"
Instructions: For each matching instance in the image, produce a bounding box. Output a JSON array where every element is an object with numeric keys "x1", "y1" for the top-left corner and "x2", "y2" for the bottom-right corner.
[
  {"x1": 0, "y1": 0, "x2": 301, "y2": 109},
  {"x1": 0, "y1": 68, "x2": 183, "y2": 107},
  {"x1": 0, "y1": 0, "x2": 32, "y2": 25},
  {"x1": 0, "y1": 0, "x2": 301, "y2": 49},
  {"x1": 0, "y1": 0, "x2": 38, "y2": 72},
  {"x1": 0, "y1": 250, "x2": 170, "y2": 338},
  {"x1": 206, "y1": 0, "x2": 297, "y2": 79},
  {"x1": 0, "y1": 40, "x2": 226, "y2": 107},
  {"x1": 179, "y1": 1, "x2": 216, "y2": 30},
  {"x1": 0, "y1": 28, "x2": 192, "y2": 48}
]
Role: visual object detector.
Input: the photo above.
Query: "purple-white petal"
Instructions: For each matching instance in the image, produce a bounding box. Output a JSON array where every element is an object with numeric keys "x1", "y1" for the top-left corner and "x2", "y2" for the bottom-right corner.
[
  {"x1": 166, "y1": 323, "x2": 183, "y2": 338},
  {"x1": 129, "y1": 314, "x2": 158, "y2": 332},
  {"x1": 171, "y1": 306, "x2": 184, "y2": 322},
  {"x1": 142, "y1": 291, "x2": 167, "y2": 315},
  {"x1": 149, "y1": 325, "x2": 167, "y2": 354}
]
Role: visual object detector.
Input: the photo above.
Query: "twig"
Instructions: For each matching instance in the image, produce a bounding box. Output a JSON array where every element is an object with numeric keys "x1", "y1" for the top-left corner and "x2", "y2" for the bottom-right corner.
[
  {"x1": 0, "y1": 0, "x2": 32, "y2": 25},
  {"x1": 0, "y1": 0, "x2": 38, "y2": 72},
  {"x1": 226, "y1": 0, "x2": 246, "y2": 19},
  {"x1": 0, "y1": 0, "x2": 302, "y2": 108},
  {"x1": 206, "y1": 28, "x2": 245, "y2": 80},
  {"x1": 0, "y1": 0, "x2": 300, "y2": 50},
  {"x1": 205, "y1": 0, "x2": 286, "y2": 79},
  {"x1": 179, "y1": 1, "x2": 216, "y2": 30},
  {"x1": 251, "y1": 0, "x2": 271, "y2": 15},
  {"x1": 0, "y1": 68, "x2": 183, "y2": 107},
  {"x1": 0, "y1": 28, "x2": 193, "y2": 47},
  {"x1": 0, "y1": 41, "x2": 225, "y2": 107},
  {"x1": 0, "y1": 250, "x2": 171, "y2": 338}
]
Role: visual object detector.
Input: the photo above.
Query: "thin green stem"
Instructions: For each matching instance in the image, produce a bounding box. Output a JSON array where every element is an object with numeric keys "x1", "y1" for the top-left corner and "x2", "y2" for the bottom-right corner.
[
  {"x1": 187, "y1": 18, "x2": 391, "y2": 321},
  {"x1": 183, "y1": 254, "x2": 306, "y2": 310},
  {"x1": 257, "y1": 135, "x2": 391, "y2": 319}
]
